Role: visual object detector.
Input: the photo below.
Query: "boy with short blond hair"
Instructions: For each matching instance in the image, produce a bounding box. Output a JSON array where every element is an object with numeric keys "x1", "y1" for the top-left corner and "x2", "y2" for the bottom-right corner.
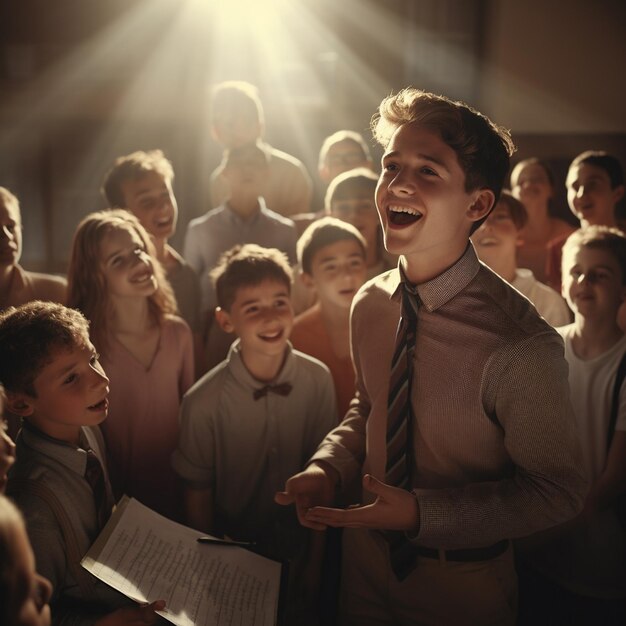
[
  {"x1": 1, "y1": 301, "x2": 163, "y2": 625},
  {"x1": 277, "y1": 87, "x2": 587, "y2": 625},
  {"x1": 172, "y1": 244, "x2": 336, "y2": 613},
  {"x1": 471, "y1": 190, "x2": 571, "y2": 327},
  {"x1": 519, "y1": 226, "x2": 626, "y2": 624},
  {"x1": 291, "y1": 217, "x2": 367, "y2": 417}
]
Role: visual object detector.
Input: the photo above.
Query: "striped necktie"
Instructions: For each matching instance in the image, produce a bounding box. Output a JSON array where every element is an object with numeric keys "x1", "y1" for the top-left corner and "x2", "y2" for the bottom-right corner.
[{"x1": 385, "y1": 281, "x2": 420, "y2": 580}]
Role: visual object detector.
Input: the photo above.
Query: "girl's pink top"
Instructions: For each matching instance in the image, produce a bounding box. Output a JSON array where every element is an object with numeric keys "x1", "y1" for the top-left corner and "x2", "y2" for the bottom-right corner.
[{"x1": 101, "y1": 315, "x2": 194, "y2": 521}]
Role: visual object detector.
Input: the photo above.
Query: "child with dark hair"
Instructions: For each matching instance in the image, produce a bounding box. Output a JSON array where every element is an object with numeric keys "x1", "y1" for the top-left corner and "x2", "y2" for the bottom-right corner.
[
  {"x1": 277, "y1": 87, "x2": 587, "y2": 625},
  {"x1": 1, "y1": 301, "x2": 164, "y2": 624},
  {"x1": 546, "y1": 150, "x2": 625, "y2": 290},
  {"x1": 172, "y1": 243, "x2": 336, "y2": 618},
  {"x1": 291, "y1": 217, "x2": 367, "y2": 417}
]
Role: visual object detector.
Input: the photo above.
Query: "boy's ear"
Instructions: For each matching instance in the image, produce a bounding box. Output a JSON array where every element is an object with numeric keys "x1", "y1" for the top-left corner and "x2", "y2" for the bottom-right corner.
[
  {"x1": 215, "y1": 307, "x2": 235, "y2": 334},
  {"x1": 299, "y1": 271, "x2": 315, "y2": 290},
  {"x1": 467, "y1": 190, "x2": 495, "y2": 223},
  {"x1": 6, "y1": 391, "x2": 34, "y2": 417},
  {"x1": 612, "y1": 184, "x2": 625, "y2": 204}
]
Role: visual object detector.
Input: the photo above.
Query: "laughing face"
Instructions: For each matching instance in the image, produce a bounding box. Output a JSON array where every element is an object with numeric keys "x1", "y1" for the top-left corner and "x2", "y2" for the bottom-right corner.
[
  {"x1": 216, "y1": 279, "x2": 294, "y2": 377},
  {"x1": 566, "y1": 163, "x2": 624, "y2": 228},
  {"x1": 120, "y1": 171, "x2": 178, "y2": 242},
  {"x1": 99, "y1": 225, "x2": 158, "y2": 301},
  {"x1": 376, "y1": 122, "x2": 493, "y2": 281}
]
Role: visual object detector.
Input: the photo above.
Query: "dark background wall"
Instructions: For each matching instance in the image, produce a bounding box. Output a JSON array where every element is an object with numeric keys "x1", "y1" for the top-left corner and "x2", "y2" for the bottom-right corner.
[{"x1": 0, "y1": 0, "x2": 624, "y2": 272}]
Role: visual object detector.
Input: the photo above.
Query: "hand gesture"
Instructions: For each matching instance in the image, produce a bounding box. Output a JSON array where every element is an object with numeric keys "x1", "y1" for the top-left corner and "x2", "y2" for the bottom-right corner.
[
  {"x1": 304, "y1": 474, "x2": 419, "y2": 532},
  {"x1": 274, "y1": 462, "x2": 338, "y2": 530}
]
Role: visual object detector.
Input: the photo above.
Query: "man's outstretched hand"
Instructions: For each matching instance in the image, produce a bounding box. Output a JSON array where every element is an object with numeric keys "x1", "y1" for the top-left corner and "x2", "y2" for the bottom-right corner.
[{"x1": 304, "y1": 474, "x2": 420, "y2": 532}]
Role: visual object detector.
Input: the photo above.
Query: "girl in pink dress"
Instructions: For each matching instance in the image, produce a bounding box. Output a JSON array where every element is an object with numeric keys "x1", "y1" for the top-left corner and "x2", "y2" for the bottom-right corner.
[{"x1": 67, "y1": 210, "x2": 193, "y2": 520}]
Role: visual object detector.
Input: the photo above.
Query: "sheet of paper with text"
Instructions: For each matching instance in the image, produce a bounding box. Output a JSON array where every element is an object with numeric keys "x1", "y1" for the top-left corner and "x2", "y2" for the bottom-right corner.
[{"x1": 82, "y1": 497, "x2": 282, "y2": 626}]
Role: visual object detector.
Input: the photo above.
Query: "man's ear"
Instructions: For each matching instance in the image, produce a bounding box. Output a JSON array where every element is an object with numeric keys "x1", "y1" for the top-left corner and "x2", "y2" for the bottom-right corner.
[
  {"x1": 6, "y1": 391, "x2": 34, "y2": 417},
  {"x1": 467, "y1": 189, "x2": 495, "y2": 223},
  {"x1": 215, "y1": 307, "x2": 235, "y2": 334}
]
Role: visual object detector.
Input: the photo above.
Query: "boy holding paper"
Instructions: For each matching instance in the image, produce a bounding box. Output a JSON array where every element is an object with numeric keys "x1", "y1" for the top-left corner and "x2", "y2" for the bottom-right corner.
[{"x1": 1, "y1": 301, "x2": 164, "y2": 625}]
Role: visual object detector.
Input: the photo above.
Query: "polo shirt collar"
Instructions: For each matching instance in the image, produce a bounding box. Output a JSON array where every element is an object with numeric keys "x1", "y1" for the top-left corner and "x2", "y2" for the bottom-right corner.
[
  {"x1": 20, "y1": 420, "x2": 91, "y2": 477},
  {"x1": 390, "y1": 243, "x2": 481, "y2": 312},
  {"x1": 227, "y1": 338, "x2": 296, "y2": 391}
]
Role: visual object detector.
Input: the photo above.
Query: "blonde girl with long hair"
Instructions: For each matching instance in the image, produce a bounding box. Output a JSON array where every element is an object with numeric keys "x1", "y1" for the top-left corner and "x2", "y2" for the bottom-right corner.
[{"x1": 68, "y1": 209, "x2": 193, "y2": 520}]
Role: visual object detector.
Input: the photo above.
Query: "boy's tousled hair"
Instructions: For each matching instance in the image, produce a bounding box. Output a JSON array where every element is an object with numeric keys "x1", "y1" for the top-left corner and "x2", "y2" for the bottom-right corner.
[
  {"x1": 298, "y1": 216, "x2": 367, "y2": 275},
  {"x1": 497, "y1": 190, "x2": 528, "y2": 230},
  {"x1": 0, "y1": 187, "x2": 20, "y2": 214},
  {"x1": 568, "y1": 150, "x2": 624, "y2": 189},
  {"x1": 211, "y1": 244, "x2": 292, "y2": 311},
  {"x1": 67, "y1": 209, "x2": 177, "y2": 356},
  {"x1": 372, "y1": 87, "x2": 515, "y2": 222},
  {"x1": 210, "y1": 80, "x2": 264, "y2": 127},
  {"x1": 325, "y1": 167, "x2": 378, "y2": 214},
  {"x1": 562, "y1": 226, "x2": 626, "y2": 286},
  {"x1": 0, "y1": 301, "x2": 90, "y2": 397},
  {"x1": 318, "y1": 130, "x2": 371, "y2": 171},
  {"x1": 102, "y1": 150, "x2": 174, "y2": 208}
]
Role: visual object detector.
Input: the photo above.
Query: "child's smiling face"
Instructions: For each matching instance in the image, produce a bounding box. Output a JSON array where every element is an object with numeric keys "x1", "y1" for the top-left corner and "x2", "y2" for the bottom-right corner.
[
  {"x1": 121, "y1": 171, "x2": 178, "y2": 242},
  {"x1": 217, "y1": 279, "x2": 294, "y2": 369}
]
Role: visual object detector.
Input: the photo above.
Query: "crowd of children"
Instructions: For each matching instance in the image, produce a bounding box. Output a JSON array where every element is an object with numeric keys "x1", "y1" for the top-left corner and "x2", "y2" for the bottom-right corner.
[{"x1": 0, "y1": 79, "x2": 625, "y2": 625}]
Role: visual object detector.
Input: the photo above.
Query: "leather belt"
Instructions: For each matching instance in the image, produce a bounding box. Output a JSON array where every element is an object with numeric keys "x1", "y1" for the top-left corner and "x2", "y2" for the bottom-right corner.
[{"x1": 416, "y1": 539, "x2": 509, "y2": 562}]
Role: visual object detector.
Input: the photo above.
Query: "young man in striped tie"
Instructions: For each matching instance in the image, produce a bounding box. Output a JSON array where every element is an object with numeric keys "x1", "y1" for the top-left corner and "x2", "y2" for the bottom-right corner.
[{"x1": 276, "y1": 88, "x2": 588, "y2": 625}]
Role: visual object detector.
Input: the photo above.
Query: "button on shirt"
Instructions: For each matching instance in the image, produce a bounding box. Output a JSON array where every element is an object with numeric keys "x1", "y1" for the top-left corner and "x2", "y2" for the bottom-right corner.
[
  {"x1": 182, "y1": 199, "x2": 297, "y2": 312},
  {"x1": 310, "y1": 243, "x2": 588, "y2": 550}
]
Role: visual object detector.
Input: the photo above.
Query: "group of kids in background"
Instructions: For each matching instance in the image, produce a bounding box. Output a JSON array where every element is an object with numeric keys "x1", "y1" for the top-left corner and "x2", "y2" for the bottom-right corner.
[{"x1": 0, "y1": 80, "x2": 624, "y2": 626}]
